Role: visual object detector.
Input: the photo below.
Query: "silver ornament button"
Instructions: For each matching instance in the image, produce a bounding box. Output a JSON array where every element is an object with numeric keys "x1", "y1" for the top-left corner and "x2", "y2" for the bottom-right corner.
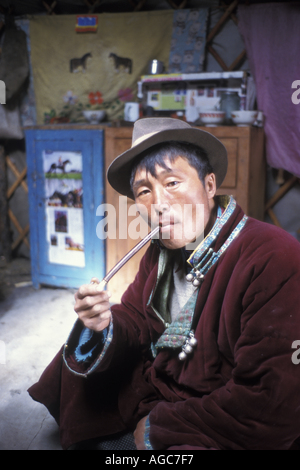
[
  {"x1": 184, "y1": 344, "x2": 193, "y2": 354},
  {"x1": 188, "y1": 336, "x2": 198, "y2": 347},
  {"x1": 178, "y1": 351, "x2": 187, "y2": 361}
]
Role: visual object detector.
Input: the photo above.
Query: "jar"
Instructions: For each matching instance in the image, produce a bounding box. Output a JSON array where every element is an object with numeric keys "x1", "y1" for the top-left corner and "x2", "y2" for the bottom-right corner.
[{"x1": 220, "y1": 92, "x2": 241, "y2": 125}]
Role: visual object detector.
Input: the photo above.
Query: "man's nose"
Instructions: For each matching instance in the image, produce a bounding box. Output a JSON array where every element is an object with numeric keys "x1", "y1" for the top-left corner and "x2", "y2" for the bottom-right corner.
[
  {"x1": 153, "y1": 202, "x2": 170, "y2": 215},
  {"x1": 152, "y1": 188, "x2": 170, "y2": 214}
]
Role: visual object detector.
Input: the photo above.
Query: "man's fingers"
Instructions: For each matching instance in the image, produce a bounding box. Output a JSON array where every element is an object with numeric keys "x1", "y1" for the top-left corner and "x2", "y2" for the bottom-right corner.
[
  {"x1": 76, "y1": 283, "x2": 111, "y2": 301},
  {"x1": 76, "y1": 283, "x2": 101, "y2": 299},
  {"x1": 74, "y1": 282, "x2": 112, "y2": 332},
  {"x1": 83, "y1": 314, "x2": 111, "y2": 333},
  {"x1": 78, "y1": 299, "x2": 111, "y2": 319},
  {"x1": 77, "y1": 303, "x2": 112, "y2": 331}
]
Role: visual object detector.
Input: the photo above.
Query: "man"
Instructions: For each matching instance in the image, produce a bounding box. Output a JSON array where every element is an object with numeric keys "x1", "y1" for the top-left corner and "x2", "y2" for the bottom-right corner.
[{"x1": 29, "y1": 118, "x2": 300, "y2": 450}]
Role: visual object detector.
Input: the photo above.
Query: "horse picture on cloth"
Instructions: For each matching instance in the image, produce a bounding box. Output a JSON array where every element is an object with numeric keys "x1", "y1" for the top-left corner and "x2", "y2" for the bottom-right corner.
[
  {"x1": 109, "y1": 52, "x2": 132, "y2": 74},
  {"x1": 30, "y1": 11, "x2": 174, "y2": 123},
  {"x1": 70, "y1": 53, "x2": 92, "y2": 73}
]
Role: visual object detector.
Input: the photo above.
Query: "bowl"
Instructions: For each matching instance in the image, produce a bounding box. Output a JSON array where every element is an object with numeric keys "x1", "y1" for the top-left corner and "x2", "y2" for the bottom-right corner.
[
  {"x1": 83, "y1": 110, "x2": 106, "y2": 124},
  {"x1": 231, "y1": 110, "x2": 258, "y2": 126},
  {"x1": 199, "y1": 110, "x2": 225, "y2": 126}
]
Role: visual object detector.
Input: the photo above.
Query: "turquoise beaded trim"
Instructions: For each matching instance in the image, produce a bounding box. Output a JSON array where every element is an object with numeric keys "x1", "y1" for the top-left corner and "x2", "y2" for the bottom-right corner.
[
  {"x1": 154, "y1": 289, "x2": 198, "y2": 351},
  {"x1": 63, "y1": 317, "x2": 114, "y2": 378},
  {"x1": 144, "y1": 415, "x2": 153, "y2": 450},
  {"x1": 188, "y1": 214, "x2": 248, "y2": 281},
  {"x1": 187, "y1": 195, "x2": 236, "y2": 267}
]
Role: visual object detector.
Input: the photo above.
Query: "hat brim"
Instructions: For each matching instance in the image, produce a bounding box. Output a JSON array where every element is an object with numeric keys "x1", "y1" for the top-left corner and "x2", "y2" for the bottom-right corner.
[{"x1": 107, "y1": 127, "x2": 228, "y2": 199}]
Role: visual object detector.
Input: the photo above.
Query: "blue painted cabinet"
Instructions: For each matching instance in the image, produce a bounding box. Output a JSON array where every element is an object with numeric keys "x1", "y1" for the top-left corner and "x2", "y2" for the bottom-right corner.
[{"x1": 25, "y1": 128, "x2": 106, "y2": 289}]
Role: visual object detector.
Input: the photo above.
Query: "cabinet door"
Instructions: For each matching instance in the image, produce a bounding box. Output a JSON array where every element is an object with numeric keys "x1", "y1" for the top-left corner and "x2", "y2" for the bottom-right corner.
[{"x1": 26, "y1": 129, "x2": 105, "y2": 289}]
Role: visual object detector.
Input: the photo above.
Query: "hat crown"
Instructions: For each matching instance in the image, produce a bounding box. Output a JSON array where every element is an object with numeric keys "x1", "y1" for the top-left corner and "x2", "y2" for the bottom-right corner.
[{"x1": 132, "y1": 118, "x2": 192, "y2": 148}]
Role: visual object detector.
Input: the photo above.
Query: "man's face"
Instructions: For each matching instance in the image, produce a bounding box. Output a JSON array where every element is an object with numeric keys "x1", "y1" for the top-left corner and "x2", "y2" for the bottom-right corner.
[{"x1": 132, "y1": 156, "x2": 216, "y2": 250}]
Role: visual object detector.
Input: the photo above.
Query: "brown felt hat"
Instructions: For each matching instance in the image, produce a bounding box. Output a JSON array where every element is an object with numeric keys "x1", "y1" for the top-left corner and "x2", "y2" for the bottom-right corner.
[{"x1": 107, "y1": 117, "x2": 228, "y2": 199}]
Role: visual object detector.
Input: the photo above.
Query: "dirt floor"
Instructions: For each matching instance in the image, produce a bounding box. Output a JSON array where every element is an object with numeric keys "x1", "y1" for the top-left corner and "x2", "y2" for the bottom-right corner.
[{"x1": 0, "y1": 257, "x2": 77, "y2": 450}]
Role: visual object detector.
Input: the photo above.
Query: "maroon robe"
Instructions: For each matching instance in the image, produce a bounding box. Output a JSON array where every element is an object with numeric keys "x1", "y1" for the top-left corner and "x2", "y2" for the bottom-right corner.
[{"x1": 28, "y1": 203, "x2": 300, "y2": 450}]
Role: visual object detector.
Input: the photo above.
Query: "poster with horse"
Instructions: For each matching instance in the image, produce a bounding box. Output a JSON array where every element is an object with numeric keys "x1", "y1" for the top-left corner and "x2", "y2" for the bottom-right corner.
[{"x1": 43, "y1": 150, "x2": 85, "y2": 268}]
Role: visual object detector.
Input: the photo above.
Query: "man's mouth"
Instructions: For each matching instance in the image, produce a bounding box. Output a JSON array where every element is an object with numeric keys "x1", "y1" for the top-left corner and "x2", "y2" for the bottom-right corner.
[
  {"x1": 159, "y1": 220, "x2": 178, "y2": 235},
  {"x1": 160, "y1": 225, "x2": 172, "y2": 234}
]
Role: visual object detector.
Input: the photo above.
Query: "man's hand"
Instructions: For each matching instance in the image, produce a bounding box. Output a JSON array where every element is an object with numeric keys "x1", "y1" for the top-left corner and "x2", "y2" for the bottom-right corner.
[
  {"x1": 74, "y1": 278, "x2": 112, "y2": 332},
  {"x1": 134, "y1": 416, "x2": 148, "y2": 450}
]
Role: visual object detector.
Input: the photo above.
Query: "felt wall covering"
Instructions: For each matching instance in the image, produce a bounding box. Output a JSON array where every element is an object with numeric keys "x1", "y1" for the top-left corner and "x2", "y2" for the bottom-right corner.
[
  {"x1": 238, "y1": 3, "x2": 300, "y2": 176},
  {"x1": 29, "y1": 12, "x2": 174, "y2": 124}
]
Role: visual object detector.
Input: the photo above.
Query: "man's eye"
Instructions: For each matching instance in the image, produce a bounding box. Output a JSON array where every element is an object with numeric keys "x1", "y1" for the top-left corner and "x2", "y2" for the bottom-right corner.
[
  {"x1": 167, "y1": 181, "x2": 179, "y2": 187},
  {"x1": 137, "y1": 189, "x2": 150, "y2": 197}
]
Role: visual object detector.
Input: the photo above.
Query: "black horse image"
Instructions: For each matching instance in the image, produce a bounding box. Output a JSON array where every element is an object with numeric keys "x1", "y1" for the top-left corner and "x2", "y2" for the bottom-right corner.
[
  {"x1": 49, "y1": 190, "x2": 83, "y2": 208},
  {"x1": 70, "y1": 53, "x2": 92, "y2": 73},
  {"x1": 48, "y1": 160, "x2": 71, "y2": 174},
  {"x1": 109, "y1": 52, "x2": 132, "y2": 74}
]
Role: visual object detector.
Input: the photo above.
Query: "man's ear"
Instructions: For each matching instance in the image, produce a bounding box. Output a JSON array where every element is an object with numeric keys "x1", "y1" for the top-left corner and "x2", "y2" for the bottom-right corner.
[{"x1": 204, "y1": 173, "x2": 217, "y2": 200}]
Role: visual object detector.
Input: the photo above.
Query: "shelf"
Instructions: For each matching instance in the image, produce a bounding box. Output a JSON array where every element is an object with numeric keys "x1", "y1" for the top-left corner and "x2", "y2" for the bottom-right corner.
[{"x1": 141, "y1": 71, "x2": 246, "y2": 83}]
